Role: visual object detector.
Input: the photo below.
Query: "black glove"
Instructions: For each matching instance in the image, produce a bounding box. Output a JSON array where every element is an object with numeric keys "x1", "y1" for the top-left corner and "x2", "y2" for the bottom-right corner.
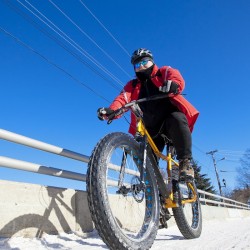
[
  {"x1": 159, "y1": 80, "x2": 179, "y2": 94},
  {"x1": 97, "y1": 107, "x2": 114, "y2": 121}
]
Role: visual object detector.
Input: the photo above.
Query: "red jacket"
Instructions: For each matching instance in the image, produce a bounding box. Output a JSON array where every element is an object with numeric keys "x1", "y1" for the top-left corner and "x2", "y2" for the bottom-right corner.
[{"x1": 110, "y1": 65, "x2": 199, "y2": 135}]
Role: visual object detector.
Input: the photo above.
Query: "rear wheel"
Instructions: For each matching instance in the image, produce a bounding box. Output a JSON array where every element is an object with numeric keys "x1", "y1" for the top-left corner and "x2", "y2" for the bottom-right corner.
[
  {"x1": 87, "y1": 132, "x2": 160, "y2": 250},
  {"x1": 172, "y1": 180, "x2": 202, "y2": 238}
]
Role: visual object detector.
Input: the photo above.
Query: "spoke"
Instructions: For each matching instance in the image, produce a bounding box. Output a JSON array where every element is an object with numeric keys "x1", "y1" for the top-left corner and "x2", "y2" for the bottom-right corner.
[{"x1": 108, "y1": 163, "x2": 140, "y2": 176}]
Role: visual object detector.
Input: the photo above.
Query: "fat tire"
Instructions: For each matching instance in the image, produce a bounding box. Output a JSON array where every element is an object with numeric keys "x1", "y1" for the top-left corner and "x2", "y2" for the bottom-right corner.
[
  {"x1": 86, "y1": 132, "x2": 160, "y2": 250},
  {"x1": 172, "y1": 182, "x2": 202, "y2": 239}
]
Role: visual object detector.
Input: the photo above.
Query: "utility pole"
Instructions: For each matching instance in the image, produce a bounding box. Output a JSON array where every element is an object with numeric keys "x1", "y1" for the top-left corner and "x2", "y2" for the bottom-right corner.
[{"x1": 206, "y1": 150, "x2": 224, "y2": 196}]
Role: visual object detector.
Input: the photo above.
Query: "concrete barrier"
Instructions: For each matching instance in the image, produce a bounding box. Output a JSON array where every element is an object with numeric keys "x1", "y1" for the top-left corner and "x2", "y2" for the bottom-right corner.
[
  {"x1": 0, "y1": 180, "x2": 93, "y2": 237},
  {"x1": 0, "y1": 180, "x2": 249, "y2": 238}
]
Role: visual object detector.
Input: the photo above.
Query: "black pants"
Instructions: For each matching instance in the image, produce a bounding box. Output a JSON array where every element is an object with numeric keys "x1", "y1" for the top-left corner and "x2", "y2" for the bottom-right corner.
[{"x1": 147, "y1": 111, "x2": 192, "y2": 160}]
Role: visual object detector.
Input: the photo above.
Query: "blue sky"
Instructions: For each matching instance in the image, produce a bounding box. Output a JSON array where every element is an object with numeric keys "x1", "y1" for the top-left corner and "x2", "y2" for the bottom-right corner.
[{"x1": 0, "y1": 0, "x2": 249, "y2": 193}]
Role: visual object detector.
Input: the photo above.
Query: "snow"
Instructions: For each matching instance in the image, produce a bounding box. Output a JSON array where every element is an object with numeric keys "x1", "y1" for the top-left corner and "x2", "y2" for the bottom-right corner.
[{"x1": 0, "y1": 218, "x2": 249, "y2": 250}]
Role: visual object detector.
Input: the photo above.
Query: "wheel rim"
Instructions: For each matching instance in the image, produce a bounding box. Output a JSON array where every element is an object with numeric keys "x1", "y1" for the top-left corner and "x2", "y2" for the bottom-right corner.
[
  {"x1": 179, "y1": 183, "x2": 200, "y2": 229},
  {"x1": 104, "y1": 144, "x2": 158, "y2": 241}
]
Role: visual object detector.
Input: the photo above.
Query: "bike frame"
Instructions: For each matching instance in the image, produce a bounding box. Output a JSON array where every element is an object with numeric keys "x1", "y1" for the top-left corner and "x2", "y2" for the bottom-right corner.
[{"x1": 137, "y1": 118, "x2": 197, "y2": 208}]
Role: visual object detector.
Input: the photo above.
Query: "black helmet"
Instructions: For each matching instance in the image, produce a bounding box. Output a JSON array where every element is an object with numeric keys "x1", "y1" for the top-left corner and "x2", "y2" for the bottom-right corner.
[{"x1": 131, "y1": 48, "x2": 153, "y2": 64}]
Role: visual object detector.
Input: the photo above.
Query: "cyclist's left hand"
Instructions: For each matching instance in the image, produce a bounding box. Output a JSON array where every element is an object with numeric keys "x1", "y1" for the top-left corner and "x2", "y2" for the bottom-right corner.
[{"x1": 159, "y1": 80, "x2": 179, "y2": 94}]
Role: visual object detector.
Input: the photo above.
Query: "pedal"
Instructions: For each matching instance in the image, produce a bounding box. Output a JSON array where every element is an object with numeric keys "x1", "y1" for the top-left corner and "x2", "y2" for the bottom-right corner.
[
  {"x1": 159, "y1": 213, "x2": 171, "y2": 229},
  {"x1": 159, "y1": 200, "x2": 171, "y2": 229},
  {"x1": 159, "y1": 220, "x2": 168, "y2": 229}
]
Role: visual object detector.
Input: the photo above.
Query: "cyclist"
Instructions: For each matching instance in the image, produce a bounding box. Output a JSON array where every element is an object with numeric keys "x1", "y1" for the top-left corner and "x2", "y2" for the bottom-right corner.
[{"x1": 97, "y1": 48, "x2": 199, "y2": 180}]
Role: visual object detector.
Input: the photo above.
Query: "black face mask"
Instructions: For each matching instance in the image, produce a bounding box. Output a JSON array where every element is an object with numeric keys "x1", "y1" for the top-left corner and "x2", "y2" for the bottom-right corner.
[{"x1": 135, "y1": 65, "x2": 154, "y2": 82}]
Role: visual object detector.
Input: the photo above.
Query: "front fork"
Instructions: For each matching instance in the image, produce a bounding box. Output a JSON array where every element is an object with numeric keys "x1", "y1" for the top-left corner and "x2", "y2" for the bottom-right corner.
[
  {"x1": 116, "y1": 136, "x2": 147, "y2": 196},
  {"x1": 118, "y1": 151, "x2": 127, "y2": 189},
  {"x1": 139, "y1": 135, "x2": 148, "y2": 184}
]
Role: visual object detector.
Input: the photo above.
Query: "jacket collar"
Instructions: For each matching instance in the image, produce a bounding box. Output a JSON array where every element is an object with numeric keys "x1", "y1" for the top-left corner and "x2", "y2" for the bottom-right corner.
[{"x1": 151, "y1": 64, "x2": 159, "y2": 77}]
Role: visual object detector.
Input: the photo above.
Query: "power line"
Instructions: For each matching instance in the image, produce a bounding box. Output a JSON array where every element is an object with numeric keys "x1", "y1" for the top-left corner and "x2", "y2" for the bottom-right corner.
[
  {"x1": 192, "y1": 144, "x2": 214, "y2": 171},
  {"x1": 224, "y1": 159, "x2": 240, "y2": 163},
  {"x1": 193, "y1": 143, "x2": 207, "y2": 154},
  {"x1": 16, "y1": 0, "x2": 124, "y2": 88},
  {"x1": 16, "y1": 1, "x2": 137, "y2": 127},
  {"x1": 1, "y1": 1, "x2": 137, "y2": 137},
  {"x1": 2, "y1": 1, "x2": 134, "y2": 129},
  {"x1": 3, "y1": 0, "x2": 122, "y2": 92},
  {"x1": 1, "y1": 24, "x2": 135, "y2": 130},
  {"x1": 217, "y1": 152, "x2": 244, "y2": 156},
  {"x1": 48, "y1": 0, "x2": 132, "y2": 79},
  {"x1": 79, "y1": 0, "x2": 131, "y2": 57},
  {"x1": 218, "y1": 149, "x2": 245, "y2": 153},
  {"x1": 0, "y1": 26, "x2": 111, "y2": 103},
  {"x1": 192, "y1": 143, "x2": 244, "y2": 168}
]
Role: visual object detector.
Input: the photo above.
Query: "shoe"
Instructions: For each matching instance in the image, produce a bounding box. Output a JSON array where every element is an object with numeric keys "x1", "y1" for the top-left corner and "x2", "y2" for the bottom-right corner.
[{"x1": 179, "y1": 159, "x2": 194, "y2": 181}]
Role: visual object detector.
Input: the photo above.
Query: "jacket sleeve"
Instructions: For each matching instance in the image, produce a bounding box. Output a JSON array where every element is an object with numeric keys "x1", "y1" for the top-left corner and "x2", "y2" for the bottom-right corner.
[
  {"x1": 168, "y1": 67, "x2": 185, "y2": 92},
  {"x1": 109, "y1": 80, "x2": 134, "y2": 111},
  {"x1": 161, "y1": 66, "x2": 185, "y2": 93}
]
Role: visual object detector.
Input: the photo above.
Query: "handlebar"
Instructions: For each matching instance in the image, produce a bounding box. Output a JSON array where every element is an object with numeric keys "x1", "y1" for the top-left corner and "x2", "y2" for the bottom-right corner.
[{"x1": 107, "y1": 93, "x2": 169, "y2": 124}]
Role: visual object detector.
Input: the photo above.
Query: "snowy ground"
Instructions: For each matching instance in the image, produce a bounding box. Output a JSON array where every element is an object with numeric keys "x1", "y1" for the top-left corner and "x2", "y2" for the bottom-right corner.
[{"x1": 0, "y1": 217, "x2": 249, "y2": 250}]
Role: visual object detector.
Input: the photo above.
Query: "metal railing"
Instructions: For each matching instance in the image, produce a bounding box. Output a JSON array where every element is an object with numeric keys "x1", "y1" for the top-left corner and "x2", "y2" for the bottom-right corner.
[
  {"x1": 0, "y1": 128, "x2": 249, "y2": 210},
  {"x1": 0, "y1": 129, "x2": 89, "y2": 181},
  {"x1": 198, "y1": 189, "x2": 249, "y2": 209}
]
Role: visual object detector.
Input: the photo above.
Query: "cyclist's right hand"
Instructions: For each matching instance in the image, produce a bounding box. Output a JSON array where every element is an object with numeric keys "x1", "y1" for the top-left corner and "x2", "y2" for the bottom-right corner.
[{"x1": 97, "y1": 107, "x2": 115, "y2": 121}]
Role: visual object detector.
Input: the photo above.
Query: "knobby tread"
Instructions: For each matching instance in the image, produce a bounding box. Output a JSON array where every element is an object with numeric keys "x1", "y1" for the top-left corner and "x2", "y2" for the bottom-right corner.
[
  {"x1": 172, "y1": 182, "x2": 202, "y2": 239},
  {"x1": 86, "y1": 132, "x2": 160, "y2": 250}
]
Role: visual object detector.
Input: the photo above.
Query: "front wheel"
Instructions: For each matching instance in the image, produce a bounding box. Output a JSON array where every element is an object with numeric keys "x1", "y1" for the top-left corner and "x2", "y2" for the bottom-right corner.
[
  {"x1": 86, "y1": 132, "x2": 160, "y2": 250},
  {"x1": 172, "y1": 180, "x2": 202, "y2": 239}
]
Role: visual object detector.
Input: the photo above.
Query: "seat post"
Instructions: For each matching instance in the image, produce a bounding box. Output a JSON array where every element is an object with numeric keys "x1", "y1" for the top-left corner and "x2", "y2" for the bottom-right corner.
[{"x1": 160, "y1": 134, "x2": 172, "y2": 156}]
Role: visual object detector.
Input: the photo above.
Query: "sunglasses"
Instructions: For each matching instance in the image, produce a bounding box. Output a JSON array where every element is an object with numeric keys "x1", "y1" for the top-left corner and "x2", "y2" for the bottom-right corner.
[{"x1": 134, "y1": 60, "x2": 149, "y2": 69}]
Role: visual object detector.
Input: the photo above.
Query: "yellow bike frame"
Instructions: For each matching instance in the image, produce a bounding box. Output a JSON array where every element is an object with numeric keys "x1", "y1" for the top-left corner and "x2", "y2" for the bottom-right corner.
[{"x1": 137, "y1": 119, "x2": 197, "y2": 208}]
